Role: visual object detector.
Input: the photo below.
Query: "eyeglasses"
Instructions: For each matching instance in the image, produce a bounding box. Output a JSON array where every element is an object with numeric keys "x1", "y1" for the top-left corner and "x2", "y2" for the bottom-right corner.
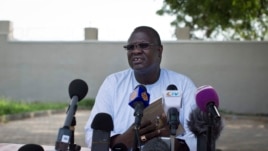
[{"x1": 123, "y1": 42, "x2": 155, "y2": 51}]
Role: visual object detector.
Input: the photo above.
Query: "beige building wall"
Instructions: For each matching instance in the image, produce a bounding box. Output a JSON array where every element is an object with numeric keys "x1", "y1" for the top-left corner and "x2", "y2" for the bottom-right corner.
[{"x1": 0, "y1": 22, "x2": 268, "y2": 114}]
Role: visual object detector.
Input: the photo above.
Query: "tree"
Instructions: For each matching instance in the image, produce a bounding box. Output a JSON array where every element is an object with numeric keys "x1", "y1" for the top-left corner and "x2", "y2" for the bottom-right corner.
[{"x1": 157, "y1": 0, "x2": 268, "y2": 40}]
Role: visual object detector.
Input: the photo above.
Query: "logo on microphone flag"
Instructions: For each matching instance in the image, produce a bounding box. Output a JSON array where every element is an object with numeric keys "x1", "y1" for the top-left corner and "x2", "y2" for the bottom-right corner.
[
  {"x1": 141, "y1": 92, "x2": 149, "y2": 101},
  {"x1": 166, "y1": 91, "x2": 179, "y2": 97},
  {"x1": 130, "y1": 89, "x2": 149, "y2": 101}
]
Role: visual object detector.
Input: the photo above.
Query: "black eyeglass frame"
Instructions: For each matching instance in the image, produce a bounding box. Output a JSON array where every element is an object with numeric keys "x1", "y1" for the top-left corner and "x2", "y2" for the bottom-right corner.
[{"x1": 123, "y1": 42, "x2": 156, "y2": 51}]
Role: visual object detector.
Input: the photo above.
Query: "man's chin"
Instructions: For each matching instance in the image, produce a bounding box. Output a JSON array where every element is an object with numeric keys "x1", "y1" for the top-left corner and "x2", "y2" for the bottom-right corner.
[
  {"x1": 131, "y1": 64, "x2": 145, "y2": 70},
  {"x1": 132, "y1": 68, "x2": 148, "y2": 74}
]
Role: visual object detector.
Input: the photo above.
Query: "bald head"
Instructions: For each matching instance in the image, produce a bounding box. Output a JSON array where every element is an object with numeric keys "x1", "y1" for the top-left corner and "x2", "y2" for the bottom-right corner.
[{"x1": 129, "y1": 26, "x2": 162, "y2": 47}]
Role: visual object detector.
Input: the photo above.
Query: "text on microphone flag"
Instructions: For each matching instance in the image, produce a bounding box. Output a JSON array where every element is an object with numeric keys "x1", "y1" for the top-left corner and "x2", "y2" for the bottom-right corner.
[{"x1": 166, "y1": 91, "x2": 180, "y2": 97}]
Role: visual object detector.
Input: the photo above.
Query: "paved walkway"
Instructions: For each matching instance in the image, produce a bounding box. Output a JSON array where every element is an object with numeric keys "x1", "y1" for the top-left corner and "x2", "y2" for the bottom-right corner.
[
  {"x1": 0, "y1": 110, "x2": 268, "y2": 151},
  {"x1": 0, "y1": 110, "x2": 90, "y2": 148}
]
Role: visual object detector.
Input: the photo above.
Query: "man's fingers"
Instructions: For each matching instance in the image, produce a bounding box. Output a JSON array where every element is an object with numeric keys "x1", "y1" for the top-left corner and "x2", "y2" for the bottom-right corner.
[
  {"x1": 140, "y1": 120, "x2": 152, "y2": 128},
  {"x1": 139, "y1": 122, "x2": 156, "y2": 135},
  {"x1": 140, "y1": 128, "x2": 162, "y2": 143}
]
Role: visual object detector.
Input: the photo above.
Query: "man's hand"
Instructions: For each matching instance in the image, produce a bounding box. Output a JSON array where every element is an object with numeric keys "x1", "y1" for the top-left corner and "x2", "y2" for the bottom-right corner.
[
  {"x1": 110, "y1": 123, "x2": 136, "y2": 149},
  {"x1": 139, "y1": 113, "x2": 170, "y2": 144},
  {"x1": 110, "y1": 113, "x2": 170, "y2": 149}
]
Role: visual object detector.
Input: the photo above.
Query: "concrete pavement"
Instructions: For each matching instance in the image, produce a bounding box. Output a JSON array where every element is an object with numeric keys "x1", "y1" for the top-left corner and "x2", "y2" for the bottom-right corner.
[{"x1": 0, "y1": 110, "x2": 267, "y2": 151}]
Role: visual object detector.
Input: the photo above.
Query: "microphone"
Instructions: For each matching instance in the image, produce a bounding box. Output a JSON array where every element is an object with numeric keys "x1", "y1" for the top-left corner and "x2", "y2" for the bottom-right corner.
[
  {"x1": 18, "y1": 144, "x2": 44, "y2": 151},
  {"x1": 162, "y1": 84, "x2": 181, "y2": 135},
  {"x1": 194, "y1": 85, "x2": 223, "y2": 151},
  {"x1": 128, "y1": 85, "x2": 150, "y2": 150},
  {"x1": 188, "y1": 107, "x2": 223, "y2": 151},
  {"x1": 111, "y1": 143, "x2": 128, "y2": 151},
  {"x1": 66, "y1": 79, "x2": 88, "y2": 127},
  {"x1": 128, "y1": 85, "x2": 150, "y2": 127},
  {"x1": 195, "y1": 85, "x2": 220, "y2": 118},
  {"x1": 55, "y1": 79, "x2": 88, "y2": 151},
  {"x1": 162, "y1": 84, "x2": 181, "y2": 117},
  {"x1": 188, "y1": 107, "x2": 223, "y2": 140},
  {"x1": 162, "y1": 84, "x2": 181, "y2": 151},
  {"x1": 91, "y1": 112, "x2": 114, "y2": 151}
]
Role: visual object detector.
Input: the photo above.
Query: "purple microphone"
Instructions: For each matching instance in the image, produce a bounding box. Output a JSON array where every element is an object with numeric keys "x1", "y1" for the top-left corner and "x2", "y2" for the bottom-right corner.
[{"x1": 195, "y1": 85, "x2": 220, "y2": 118}]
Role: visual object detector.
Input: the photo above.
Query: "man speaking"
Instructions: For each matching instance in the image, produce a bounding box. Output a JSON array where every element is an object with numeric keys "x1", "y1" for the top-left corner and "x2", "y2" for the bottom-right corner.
[{"x1": 85, "y1": 26, "x2": 197, "y2": 151}]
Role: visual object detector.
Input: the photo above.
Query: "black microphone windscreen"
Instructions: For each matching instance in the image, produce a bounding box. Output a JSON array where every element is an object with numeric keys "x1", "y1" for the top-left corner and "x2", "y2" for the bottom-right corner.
[
  {"x1": 68, "y1": 79, "x2": 88, "y2": 101},
  {"x1": 91, "y1": 112, "x2": 114, "y2": 131},
  {"x1": 143, "y1": 137, "x2": 170, "y2": 151},
  {"x1": 18, "y1": 144, "x2": 44, "y2": 151},
  {"x1": 187, "y1": 108, "x2": 223, "y2": 140},
  {"x1": 167, "y1": 84, "x2": 178, "y2": 90},
  {"x1": 112, "y1": 143, "x2": 128, "y2": 151}
]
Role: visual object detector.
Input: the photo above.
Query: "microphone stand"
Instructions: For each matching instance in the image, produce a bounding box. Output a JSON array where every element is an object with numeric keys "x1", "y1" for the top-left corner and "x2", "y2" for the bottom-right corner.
[
  {"x1": 207, "y1": 105, "x2": 220, "y2": 151},
  {"x1": 197, "y1": 132, "x2": 207, "y2": 151},
  {"x1": 207, "y1": 112, "x2": 220, "y2": 151},
  {"x1": 168, "y1": 108, "x2": 179, "y2": 151},
  {"x1": 133, "y1": 126, "x2": 141, "y2": 151},
  {"x1": 207, "y1": 112, "x2": 213, "y2": 151},
  {"x1": 69, "y1": 115, "x2": 81, "y2": 151},
  {"x1": 170, "y1": 135, "x2": 176, "y2": 151},
  {"x1": 56, "y1": 102, "x2": 81, "y2": 151},
  {"x1": 132, "y1": 103, "x2": 144, "y2": 151}
]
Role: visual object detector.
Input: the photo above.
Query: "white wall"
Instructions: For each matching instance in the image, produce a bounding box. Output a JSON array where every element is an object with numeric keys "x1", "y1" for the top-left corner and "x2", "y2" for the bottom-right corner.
[
  {"x1": 1, "y1": 34, "x2": 268, "y2": 114},
  {"x1": 162, "y1": 41, "x2": 268, "y2": 114}
]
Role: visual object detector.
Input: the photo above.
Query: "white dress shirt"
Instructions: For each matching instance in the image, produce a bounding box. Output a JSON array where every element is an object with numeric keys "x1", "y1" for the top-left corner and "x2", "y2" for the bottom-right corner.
[{"x1": 85, "y1": 68, "x2": 197, "y2": 151}]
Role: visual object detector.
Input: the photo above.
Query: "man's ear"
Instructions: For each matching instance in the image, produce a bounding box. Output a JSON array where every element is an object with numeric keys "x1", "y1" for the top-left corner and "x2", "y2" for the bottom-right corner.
[{"x1": 158, "y1": 46, "x2": 163, "y2": 58}]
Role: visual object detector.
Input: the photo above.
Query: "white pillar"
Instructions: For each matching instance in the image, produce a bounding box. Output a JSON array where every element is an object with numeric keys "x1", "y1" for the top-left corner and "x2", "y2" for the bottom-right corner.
[
  {"x1": 0, "y1": 20, "x2": 13, "y2": 40},
  {"x1": 84, "y1": 27, "x2": 98, "y2": 40},
  {"x1": 175, "y1": 27, "x2": 190, "y2": 40}
]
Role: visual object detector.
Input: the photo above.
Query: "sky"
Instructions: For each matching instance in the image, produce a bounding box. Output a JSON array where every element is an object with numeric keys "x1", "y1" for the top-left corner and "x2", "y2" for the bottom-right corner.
[{"x1": 0, "y1": 0, "x2": 177, "y2": 41}]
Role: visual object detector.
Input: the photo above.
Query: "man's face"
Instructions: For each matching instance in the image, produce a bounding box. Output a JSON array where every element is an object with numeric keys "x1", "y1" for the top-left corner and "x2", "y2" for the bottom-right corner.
[{"x1": 126, "y1": 31, "x2": 162, "y2": 73}]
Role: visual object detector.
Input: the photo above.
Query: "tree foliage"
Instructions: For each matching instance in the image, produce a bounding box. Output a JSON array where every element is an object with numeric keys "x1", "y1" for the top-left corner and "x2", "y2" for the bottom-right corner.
[{"x1": 157, "y1": 0, "x2": 268, "y2": 40}]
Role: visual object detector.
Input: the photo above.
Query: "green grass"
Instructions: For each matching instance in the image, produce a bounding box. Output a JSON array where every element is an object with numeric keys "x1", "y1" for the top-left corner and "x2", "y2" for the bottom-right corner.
[
  {"x1": 0, "y1": 97, "x2": 95, "y2": 116},
  {"x1": 77, "y1": 98, "x2": 95, "y2": 109}
]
